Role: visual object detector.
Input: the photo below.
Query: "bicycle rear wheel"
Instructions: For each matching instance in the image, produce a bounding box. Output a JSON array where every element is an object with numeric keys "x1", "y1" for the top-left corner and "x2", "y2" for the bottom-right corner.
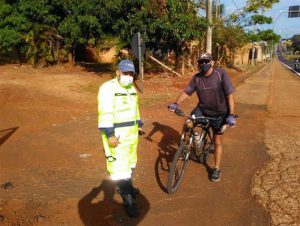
[{"x1": 167, "y1": 141, "x2": 190, "y2": 194}]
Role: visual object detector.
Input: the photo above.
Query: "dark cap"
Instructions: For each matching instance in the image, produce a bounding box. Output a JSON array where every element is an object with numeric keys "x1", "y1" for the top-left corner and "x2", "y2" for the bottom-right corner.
[
  {"x1": 118, "y1": 60, "x2": 135, "y2": 73},
  {"x1": 198, "y1": 53, "x2": 213, "y2": 61}
]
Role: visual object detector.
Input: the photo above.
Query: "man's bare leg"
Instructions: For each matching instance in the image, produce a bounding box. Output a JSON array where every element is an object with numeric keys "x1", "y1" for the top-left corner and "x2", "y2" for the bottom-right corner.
[{"x1": 211, "y1": 134, "x2": 223, "y2": 181}]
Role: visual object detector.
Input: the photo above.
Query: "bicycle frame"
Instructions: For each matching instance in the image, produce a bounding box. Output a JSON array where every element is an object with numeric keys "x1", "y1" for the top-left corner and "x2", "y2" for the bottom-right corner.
[
  {"x1": 167, "y1": 108, "x2": 237, "y2": 194},
  {"x1": 178, "y1": 109, "x2": 216, "y2": 159}
]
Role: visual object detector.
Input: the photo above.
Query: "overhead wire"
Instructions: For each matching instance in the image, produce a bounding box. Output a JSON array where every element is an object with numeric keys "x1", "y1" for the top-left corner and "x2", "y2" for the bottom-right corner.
[{"x1": 231, "y1": 0, "x2": 240, "y2": 11}]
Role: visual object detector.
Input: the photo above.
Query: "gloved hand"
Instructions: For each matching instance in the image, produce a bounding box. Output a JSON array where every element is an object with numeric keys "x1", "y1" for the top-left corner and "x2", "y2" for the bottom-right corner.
[
  {"x1": 226, "y1": 114, "x2": 236, "y2": 127},
  {"x1": 168, "y1": 103, "x2": 178, "y2": 112}
]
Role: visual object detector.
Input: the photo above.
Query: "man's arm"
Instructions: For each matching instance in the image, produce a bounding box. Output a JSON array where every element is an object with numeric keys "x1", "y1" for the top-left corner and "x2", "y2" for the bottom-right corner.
[
  {"x1": 175, "y1": 92, "x2": 189, "y2": 105},
  {"x1": 227, "y1": 94, "x2": 235, "y2": 115},
  {"x1": 226, "y1": 94, "x2": 236, "y2": 127},
  {"x1": 168, "y1": 92, "x2": 189, "y2": 111},
  {"x1": 98, "y1": 83, "x2": 119, "y2": 148},
  {"x1": 169, "y1": 76, "x2": 195, "y2": 111}
]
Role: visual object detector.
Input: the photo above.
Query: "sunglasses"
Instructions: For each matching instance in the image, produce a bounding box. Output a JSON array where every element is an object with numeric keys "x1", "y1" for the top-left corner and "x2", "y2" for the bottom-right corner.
[{"x1": 198, "y1": 59, "x2": 211, "y2": 64}]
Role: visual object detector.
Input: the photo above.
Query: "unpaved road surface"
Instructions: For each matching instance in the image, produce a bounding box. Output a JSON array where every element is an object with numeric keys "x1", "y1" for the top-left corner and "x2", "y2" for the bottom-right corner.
[
  {"x1": 0, "y1": 60, "x2": 297, "y2": 226},
  {"x1": 250, "y1": 60, "x2": 300, "y2": 226}
]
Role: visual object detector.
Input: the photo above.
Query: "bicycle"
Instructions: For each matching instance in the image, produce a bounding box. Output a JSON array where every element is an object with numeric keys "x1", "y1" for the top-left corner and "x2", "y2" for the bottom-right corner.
[{"x1": 167, "y1": 108, "x2": 237, "y2": 194}]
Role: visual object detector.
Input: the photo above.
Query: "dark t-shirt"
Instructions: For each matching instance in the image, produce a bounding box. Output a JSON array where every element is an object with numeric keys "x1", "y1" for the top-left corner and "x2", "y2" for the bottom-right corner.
[{"x1": 184, "y1": 68, "x2": 235, "y2": 116}]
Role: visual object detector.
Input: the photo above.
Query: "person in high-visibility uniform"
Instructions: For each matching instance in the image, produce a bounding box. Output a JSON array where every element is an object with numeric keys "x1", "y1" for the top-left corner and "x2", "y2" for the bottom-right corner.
[{"x1": 97, "y1": 60, "x2": 144, "y2": 218}]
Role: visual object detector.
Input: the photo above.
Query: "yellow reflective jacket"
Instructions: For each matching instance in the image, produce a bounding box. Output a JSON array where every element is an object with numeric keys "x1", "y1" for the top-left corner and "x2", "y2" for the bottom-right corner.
[{"x1": 98, "y1": 78, "x2": 140, "y2": 129}]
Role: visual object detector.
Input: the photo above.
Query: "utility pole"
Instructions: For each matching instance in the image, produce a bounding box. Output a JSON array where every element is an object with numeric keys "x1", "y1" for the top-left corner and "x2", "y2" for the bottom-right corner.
[
  {"x1": 206, "y1": 0, "x2": 213, "y2": 54},
  {"x1": 251, "y1": 23, "x2": 256, "y2": 65},
  {"x1": 216, "y1": 0, "x2": 220, "y2": 18},
  {"x1": 215, "y1": 0, "x2": 218, "y2": 18}
]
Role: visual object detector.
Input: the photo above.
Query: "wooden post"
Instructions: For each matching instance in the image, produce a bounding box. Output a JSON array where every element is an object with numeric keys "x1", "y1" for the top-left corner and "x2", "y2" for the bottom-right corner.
[{"x1": 148, "y1": 55, "x2": 182, "y2": 77}]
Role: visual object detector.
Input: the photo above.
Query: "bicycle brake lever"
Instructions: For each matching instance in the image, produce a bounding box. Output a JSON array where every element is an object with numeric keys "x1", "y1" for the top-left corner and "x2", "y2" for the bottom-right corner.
[{"x1": 174, "y1": 109, "x2": 184, "y2": 116}]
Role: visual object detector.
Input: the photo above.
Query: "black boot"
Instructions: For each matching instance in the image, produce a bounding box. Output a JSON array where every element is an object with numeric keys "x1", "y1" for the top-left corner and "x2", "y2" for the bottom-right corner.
[
  {"x1": 122, "y1": 194, "x2": 139, "y2": 218},
  {"x1": 130, "y1": 168, "x2": 140, "y2": 198},
  {"x1": 115, "y1": 181, "x2": 139, "y2": 197},
  {"x1": 129, "y1": 180, "x2": 140, "y2": 198},
  {"x1": 116, "y1": 179, "x2": 139, "y2": 218}
]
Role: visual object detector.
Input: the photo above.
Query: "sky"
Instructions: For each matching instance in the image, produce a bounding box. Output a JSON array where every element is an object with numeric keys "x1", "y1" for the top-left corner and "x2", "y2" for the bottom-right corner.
[{"x1": 220, "y1": 0, "x2": 300, "y2": 38}]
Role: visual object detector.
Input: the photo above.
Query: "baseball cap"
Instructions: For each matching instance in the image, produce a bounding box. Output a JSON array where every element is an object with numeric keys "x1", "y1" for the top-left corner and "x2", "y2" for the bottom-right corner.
[
  {"x1": 118, "y1": 60, "x2": 135, "y2": 73},
  {"x1": 198, "y1": 53, "x2": 213, "y2": 61}
]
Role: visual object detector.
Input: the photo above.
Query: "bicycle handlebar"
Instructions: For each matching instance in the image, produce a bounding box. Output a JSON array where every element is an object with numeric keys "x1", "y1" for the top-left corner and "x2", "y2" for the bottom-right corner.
[
  {"x1": 174, "y1": 108, "x2": 219, "y2": 120},
  {"x1": 173, "y1": 108, "x2": 238, "y2": 124}
]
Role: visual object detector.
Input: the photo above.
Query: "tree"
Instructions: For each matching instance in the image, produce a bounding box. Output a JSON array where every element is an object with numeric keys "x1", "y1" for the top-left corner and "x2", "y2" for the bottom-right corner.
[
  {"x1": 242, "y1": 1, "x2": 275, "y2": 64},
  {"x1": 0, "y1": 0, "x2": 31, "y2": 63},
  {"x1": 18, "y1": 0, "x2": 62, "y2": 66},
  {"x1": 99, "y1": 0, "x2": 207, "y2": 72},
  {"x1": 23, "y1": 24, "x2": 62, "y2": 66},
  {"x1": 257, "y1": 29, "x2": 280, "y2": 60},
  {"x1": 1, "y1": 0, "x2": 103, "y2": 66},
  {"x1": 245, "y1": 0, "x2": 280, "y2": 12},
  {"x1": 291, "y1": 35, "x2": 300, "y2": 53},
  {"x1": 258, "y1": 29, "x2": 281, "y2": 45},
  {"x1": 58, "y1": 0, "x2": 102, "y2": 66},
  {"x1": 213, "y1": 22, "x2": 248, "y2": 64},
  {"x1": 146, "y1": 0, "x2": 207, "y2": 69},
  {"x1": 3, "y1": 0, "x2": 275, "y2": 70},
  {"x1": 0, "y1": 0, "x2": 65, "y2": 65}
]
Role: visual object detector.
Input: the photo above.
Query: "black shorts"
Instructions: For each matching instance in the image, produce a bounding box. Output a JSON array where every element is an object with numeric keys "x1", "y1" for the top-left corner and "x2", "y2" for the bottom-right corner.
[{"x1": 191, "y1": 107, "x2": 227, "y2": 135}]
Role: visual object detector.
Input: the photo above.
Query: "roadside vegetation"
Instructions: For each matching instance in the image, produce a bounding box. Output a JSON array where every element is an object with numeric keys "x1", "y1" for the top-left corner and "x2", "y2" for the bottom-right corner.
[{"x1": 0, "y1": 0, "x2": 281, "y2": 71}]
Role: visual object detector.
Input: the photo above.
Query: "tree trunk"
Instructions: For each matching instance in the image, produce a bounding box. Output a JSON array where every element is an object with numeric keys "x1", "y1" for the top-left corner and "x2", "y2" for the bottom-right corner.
[
  {"x1": 181, "y1": 56, "x2": 185, "y2": 76},
  {"x1": 241, "y1": 52, "x2": 244, "y2": 65},
  {"x1": 17, "y1": 46, "x2": 22, "y2": 66},
  {"x1": 206, "y1": 0, "x2": 213, "y2": 53},
  {"x1": 57, "y1": 42, "x2": 60, "y2": 66},
  {"x1": 68, "y1": 48, "x2": 75, "y2": 67},
  {"x1": 175, "y1": 51, "x2": 179, "y2": 70}
]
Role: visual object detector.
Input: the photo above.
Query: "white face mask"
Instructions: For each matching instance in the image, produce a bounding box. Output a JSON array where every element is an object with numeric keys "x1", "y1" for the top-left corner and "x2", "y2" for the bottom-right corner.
[{"x1": 119, "y1": 74, "x2": 133, "y2": 87}]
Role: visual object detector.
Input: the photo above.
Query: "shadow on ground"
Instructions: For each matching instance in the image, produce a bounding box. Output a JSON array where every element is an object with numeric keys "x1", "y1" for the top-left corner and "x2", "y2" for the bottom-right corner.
[
  {"x1": 78, "y1": 180, "x2": 150, "y2": 226},
  {"x1": 0, "y1": 127, "x2": 18, "y2": 146},
  {"x1": 78, "y1": 62, "x2": 115, "y2": 75},
  {"x1": 145, "y1": 122, "x2": 181, "y2": 193}
]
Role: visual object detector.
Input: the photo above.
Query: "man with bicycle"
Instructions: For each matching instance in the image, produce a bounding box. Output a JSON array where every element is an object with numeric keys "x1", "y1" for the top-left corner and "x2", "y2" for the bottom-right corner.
[{"x1": 168, "y1": 53, "x2": 236, "y2": 182}]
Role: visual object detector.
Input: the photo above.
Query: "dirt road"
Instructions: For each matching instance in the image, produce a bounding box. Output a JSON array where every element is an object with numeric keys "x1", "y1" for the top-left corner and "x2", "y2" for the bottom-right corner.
[
  {"x1": 0, "y1": 60, "x2": 294, "y2": 226},
  {"x1": 251, "y1": 60, "x2": 300, "y2": 226}
]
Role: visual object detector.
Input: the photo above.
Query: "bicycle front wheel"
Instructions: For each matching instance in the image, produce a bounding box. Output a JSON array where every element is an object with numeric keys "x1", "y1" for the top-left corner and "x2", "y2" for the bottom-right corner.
[{"x1": 167, "y1": 142, "x2": 190, "y2": 194}]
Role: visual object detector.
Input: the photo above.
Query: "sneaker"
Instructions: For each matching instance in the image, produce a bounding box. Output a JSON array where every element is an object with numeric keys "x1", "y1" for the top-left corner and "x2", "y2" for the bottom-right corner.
[{"x1": 210, "y1": 168, "x2": 221, "y2": 182}]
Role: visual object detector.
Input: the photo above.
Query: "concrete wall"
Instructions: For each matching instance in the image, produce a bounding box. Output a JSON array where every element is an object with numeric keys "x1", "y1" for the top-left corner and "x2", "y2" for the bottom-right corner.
[
  {"x1": 98, "y1": 47, "x2": 117, "y2": 63},
  {"x1": 83, "y1": 47, "x2": 129, "y2": 63},
  {"x1": 234, "y1": 43, "x2": 264, "y2": 65},
  {"x1": 88, "y1": 43, "x2": 266, "y2": 65}
]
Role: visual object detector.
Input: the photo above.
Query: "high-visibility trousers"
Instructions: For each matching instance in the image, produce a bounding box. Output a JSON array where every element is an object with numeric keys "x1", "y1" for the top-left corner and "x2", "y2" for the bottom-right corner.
[{"x1": 101, "y1": 124, "x2": 138, "y2": 180}]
